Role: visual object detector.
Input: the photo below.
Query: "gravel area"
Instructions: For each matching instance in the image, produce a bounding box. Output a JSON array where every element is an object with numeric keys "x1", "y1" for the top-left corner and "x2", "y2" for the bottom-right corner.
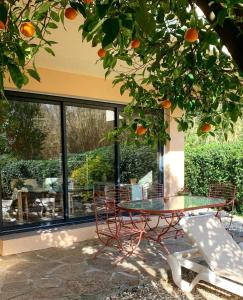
[{"x1": 104, "y1": 274, "x2": 243, "y2": 300}]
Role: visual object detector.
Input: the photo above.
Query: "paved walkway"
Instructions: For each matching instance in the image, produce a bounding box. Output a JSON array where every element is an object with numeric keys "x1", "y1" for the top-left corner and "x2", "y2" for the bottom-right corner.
[{"x1": 0, "y1": 220, "x2": 243, "y2": 300}]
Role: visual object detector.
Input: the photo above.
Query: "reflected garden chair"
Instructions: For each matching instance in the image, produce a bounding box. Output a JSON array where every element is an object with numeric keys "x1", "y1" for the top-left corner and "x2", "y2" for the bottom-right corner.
[{"x1": 93, "y1": 194, "x2": 145, "y2": 259}]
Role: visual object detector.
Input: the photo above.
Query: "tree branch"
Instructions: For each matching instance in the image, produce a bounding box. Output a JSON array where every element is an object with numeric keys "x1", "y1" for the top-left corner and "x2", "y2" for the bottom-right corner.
[{"x1": 195, "y1": 0, "x2": 243, "y2": 72}]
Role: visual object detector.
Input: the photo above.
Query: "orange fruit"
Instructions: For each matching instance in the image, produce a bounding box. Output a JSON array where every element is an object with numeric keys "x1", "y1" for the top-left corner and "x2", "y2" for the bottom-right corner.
[
  {"x1": 135, "y1": 124, "x2": 147, "y2": 135},
  {"x1": 201, "y1": 123, "x2": 211, "y2": 133},
  {"x1": 84, "y1": 0, "x2": 93, "y2": 4},
  {"x1": 98, "y1": 48, "x2": 106, "y2": 58},
  {"x1": 19, "y1": 22, "x2": 35, "y2": 37},
  {"x1": 65, "y1": 7, "x2": 78, "y2": 20},
  {"x1": 161, "y1": 99, "x2": 172, "y2": 109},
  {"x1": 0, "y1": 21, "x2": 5, "y2": 30},
  {"x1": 184, "y1": 28, "x2": 199, "y2": 43},
  {"x1": 131, "y1": 39, "x2": 141, "y2": 49}
]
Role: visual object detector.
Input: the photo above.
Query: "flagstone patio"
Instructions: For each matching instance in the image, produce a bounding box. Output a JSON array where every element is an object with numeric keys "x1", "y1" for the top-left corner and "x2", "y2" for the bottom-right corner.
[{"x1": 1, "y1": 219, "x2": 243, "y2": 300}]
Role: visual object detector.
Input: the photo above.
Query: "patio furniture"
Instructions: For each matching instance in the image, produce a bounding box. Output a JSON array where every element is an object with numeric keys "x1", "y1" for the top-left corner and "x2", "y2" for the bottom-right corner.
[
  {"x1": 209, "y1": 183, "x2": 236, "y2": 229},
  {"x1": 167, "y1": 214, "x2": 243, "y2": 297},
  {"x1": 118, "y1": 196, "x2": 226, "y2": 255},
  {"x1": 105, "y1": 184, "x2": 131, "y2": 202},
  {"x1": 2, "y1": 199, "x2": 15, "y2": 221},
  {"x1": 143, "y1": 182, "x2": 164, "y2": 200},
  {"x1": 105, "y1": 184, "x2": 146, "y2": 226},
  {"x1": 16, "y1": 189, "x2": 57, "y2": 223},
  {"x1": 191, "y1": 183, "x2": 236, "y2": 229},
  {"x1": 142, "y1": 183, "x2": 176, "y2": 233},
  {"x1": 93, "y1": 194, "x2": 145, "y2": 258}
]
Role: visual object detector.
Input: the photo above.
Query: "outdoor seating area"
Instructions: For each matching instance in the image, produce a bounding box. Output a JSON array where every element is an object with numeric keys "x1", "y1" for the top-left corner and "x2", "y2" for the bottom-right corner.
[
  {"x1": 0, "y1": 1, "x2": 242, "y2": 299},
  {"x1": 1, "y1": 221, "x2": 243, "y2": 300}
]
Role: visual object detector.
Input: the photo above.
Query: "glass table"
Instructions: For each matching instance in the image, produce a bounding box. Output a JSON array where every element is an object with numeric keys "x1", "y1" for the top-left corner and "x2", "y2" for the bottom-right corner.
[
  {"x1": 118, "y1": 195, "x2": 226, "y2": 214},
  {"x1": 118, "y1": 196, "x2": 226, "y2": 254}
]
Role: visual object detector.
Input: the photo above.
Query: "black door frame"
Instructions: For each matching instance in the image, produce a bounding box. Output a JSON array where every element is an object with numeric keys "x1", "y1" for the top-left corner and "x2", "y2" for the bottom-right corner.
[{"x1": 0, "y1": 90, "x2": 164, "y2": 235}]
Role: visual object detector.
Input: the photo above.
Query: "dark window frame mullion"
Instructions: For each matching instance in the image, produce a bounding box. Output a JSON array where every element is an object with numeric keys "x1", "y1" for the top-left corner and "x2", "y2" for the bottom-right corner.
[
  {"x1": 158, "y1": 140, "x2": 164, "y2": 185},
  {"x1": 4, "y1": 90, "x2": 124, "y2": 110},
  {"x1": 61, "y1": 102, "x2": 69, "y2": 221},
  {"x1": 114, "y1": 107, "x2": 120, "y2": 186}
]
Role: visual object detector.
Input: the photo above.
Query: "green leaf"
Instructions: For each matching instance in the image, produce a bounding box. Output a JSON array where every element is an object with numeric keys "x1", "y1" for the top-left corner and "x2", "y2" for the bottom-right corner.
[
  {"x1": 47, "y1": 22, "x2": 58, "y2": 29},
  {"x1": 0, "y1": 4, "x2": 8, "y2": 23},
  {"x1": 121, "y1": 19, "x2": 133, "y2": 30},
  {"x1": 27, "y1": 68, "x2": 40, "y2": 82},
  {"x1": 96, "y1": 4, "x2": 109, "y2": 19},
  {"x1": 44, "y1": 47, "x2": 55, "y2": 56},
  {"x1": 216, "y1": 8, "x2": 227, "y2": 27},
  {"x1": 38, "y1": 2, "x2": 52, "y2": 14},
  {"x1": 102, "y1": 18, "x2": 120, "y2": 48},
  {"x1": 8, "y1": 64, "x2": 24, "y2": 89},
  {"x1": 207, "y1": 56, "x2": 217, "y2": 69},
  {"x1": 15, "y1": 45, "x2": 25, "y2": 67},
  {"x1": 50, "y1": 11, "x2": 60, "y2": 22},
  {"x1": 60, "y1": 9, "x2": 65, "y2": 24},
  {"x1": 120, "y1": 84, "x2": 127, "y2": 95},
  {"x1": 135, "y1": 0, "x2": 155, "y2": 35}
]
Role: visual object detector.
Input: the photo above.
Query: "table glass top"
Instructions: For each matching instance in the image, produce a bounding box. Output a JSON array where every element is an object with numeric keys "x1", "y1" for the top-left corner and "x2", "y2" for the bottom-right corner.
[{"x1": 118, "y1": 196, "x2": 226, "y2": 214}]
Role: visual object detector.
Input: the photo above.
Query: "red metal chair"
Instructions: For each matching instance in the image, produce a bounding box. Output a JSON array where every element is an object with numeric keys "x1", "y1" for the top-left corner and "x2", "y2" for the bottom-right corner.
[
  {"x1": 105, "y1": 184, "x2": 148, "y2": 226},
  {"x1": 93, "y1": 194, "x2": 145, "y2": 259},
  {"x1": 142, "y1": 183, "x2": 183, "y2": 242},
  {"x1": 143, "y1": 182, "x2": 164, "y2": 200},
  {"x1": 208, "y1": 182, "x2": 236, "y2": 229}
]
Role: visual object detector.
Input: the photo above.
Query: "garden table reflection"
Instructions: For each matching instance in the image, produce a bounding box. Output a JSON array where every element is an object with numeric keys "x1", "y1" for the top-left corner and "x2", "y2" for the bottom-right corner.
[{"x1": 118, "y1": 196, "x2": 226, "y2": 254}]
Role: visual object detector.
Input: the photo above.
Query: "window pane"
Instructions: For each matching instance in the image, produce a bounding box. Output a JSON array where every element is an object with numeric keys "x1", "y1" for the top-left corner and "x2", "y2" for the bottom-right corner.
[
  {"x1": 120, "y1": 144, "x2": 158, "y2": 185},
  {"x1": 66, "y1": 106, "x2": 114, "y2": 218},
  {"x1": 0, "y1": 100, "x2": 63, "y2": 226}
]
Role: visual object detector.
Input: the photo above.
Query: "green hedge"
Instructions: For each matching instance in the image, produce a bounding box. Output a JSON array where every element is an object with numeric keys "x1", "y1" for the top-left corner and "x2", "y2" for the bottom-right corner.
[
  {"x1": 185, "y1": 142, "x2": 243, "y2": 212},
  {"x1": 1, "y1": 144, "x2": 157, "y2": 196}
]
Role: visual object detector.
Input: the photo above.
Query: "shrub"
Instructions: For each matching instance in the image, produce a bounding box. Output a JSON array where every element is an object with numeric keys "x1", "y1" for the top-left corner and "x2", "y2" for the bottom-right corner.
[
  {"x1": 185, "y1": 142, "x2": 243, "y2": 212},
  {"x1": 71, "y1": 154, "x2": 113, "y2": 186},
  {"x1": 1, "y1": 159, "x2": 61, "y2": 195},
  {"x1": 120, "y1": 144, "x2": 157, "y2": 183}
]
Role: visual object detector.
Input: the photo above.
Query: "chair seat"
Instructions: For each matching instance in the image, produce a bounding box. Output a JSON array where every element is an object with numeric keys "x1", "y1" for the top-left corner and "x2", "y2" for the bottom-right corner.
[
  {"x1": 97, "y1": 223, "x2": 143, "y2": 238},
  {"x1": 108, "y1": 215, "x2": 149, "y2": 224}
]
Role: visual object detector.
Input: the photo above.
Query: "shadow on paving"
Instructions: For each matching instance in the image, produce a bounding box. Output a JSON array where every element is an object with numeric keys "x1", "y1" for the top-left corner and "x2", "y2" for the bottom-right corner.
[{"x1": 0, "y1": 231, "x2": 243, "y2": 300}]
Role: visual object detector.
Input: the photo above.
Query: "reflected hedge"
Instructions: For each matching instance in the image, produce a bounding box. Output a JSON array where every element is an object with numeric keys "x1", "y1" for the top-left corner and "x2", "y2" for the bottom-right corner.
[{"x1": 0, "y1": 144, "x2": 157, "y2": 195}]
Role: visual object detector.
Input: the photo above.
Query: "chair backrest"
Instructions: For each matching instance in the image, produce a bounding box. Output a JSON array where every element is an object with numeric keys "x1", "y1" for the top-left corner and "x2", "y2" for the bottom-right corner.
[
  {"x1": 180, "y1": 215, "x2": 243, "y2": 282},
  {"x1": 143, "y1": 183, "x2": 164, "y2": 200},
  {"x1": 105, "y1": 184, "x2": 131, "y2": 202},
  {"x1": 93, "y1": 193, "x2": 120, "y2": 234},
  {"x1": 208, "y1": 183, "x2": 236, "y2": 208}
]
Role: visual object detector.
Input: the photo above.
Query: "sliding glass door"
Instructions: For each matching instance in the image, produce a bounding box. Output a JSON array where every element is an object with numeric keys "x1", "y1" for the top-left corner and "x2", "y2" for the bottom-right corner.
[
  {"x1": 0, "y1": 99, "x2": 63, "y2": 227},
  {"x1": 0, "y1": 91, "x2": 163, "y2": 233},
  {"x1": 66, "y1": 105, "x2": 115, "y2": 218}
]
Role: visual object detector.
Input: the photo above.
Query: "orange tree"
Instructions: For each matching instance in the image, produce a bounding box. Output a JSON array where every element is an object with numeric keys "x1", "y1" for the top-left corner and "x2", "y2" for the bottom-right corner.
[{"x1": 0, "y1": 0, "x2": 242, "y2": 144}]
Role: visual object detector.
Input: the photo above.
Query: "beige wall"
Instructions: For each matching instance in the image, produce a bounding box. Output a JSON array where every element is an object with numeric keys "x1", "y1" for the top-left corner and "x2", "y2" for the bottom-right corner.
[
  {"x1": 164, "y1": 109, "x2": 185, "y2": 196},
  {"x1": 5, "y1": 67, "x2": 130, "y2": 104}
]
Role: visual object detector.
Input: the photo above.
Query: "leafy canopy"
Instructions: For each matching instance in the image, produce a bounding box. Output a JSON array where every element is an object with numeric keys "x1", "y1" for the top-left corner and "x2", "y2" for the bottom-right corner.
[{"x1": 0, "y1": 0, "x2": 242, "y2": 144}]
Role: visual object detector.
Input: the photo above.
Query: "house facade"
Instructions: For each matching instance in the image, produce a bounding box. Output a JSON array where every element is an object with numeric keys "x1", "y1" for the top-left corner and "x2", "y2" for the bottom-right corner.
[{"x1": 0, "y1": 20, "x2": 184, "y2": 254}]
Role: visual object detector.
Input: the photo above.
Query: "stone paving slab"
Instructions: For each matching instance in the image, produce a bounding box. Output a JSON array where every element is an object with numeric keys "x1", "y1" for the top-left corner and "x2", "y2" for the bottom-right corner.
[{"x1": 0, "y1": 222, "x2": 243, "y2": 300}]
